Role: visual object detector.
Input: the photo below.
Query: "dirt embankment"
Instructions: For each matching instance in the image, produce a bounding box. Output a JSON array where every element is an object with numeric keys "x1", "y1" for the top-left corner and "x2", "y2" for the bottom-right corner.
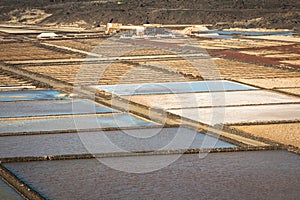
[{"x1": 0, "y1": 0, "x2": 299, "y2": 29}]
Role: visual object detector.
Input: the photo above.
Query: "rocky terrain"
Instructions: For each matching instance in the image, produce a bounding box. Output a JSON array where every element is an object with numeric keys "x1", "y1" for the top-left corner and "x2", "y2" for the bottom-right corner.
[{"x1": 0, "y1": 0, "x2": 299, "y2": 29}]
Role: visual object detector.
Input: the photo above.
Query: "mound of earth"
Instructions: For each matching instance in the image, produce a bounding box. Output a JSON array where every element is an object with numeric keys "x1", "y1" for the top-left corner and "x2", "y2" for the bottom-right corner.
[{"x1": 0, "y1": 0, "x2": 299, "y2": 29}]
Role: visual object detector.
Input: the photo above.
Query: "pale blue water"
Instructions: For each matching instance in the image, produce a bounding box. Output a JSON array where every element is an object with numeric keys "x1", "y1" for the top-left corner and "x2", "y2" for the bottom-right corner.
[
  {"x1": 0, "y1": 113, "x2": 158, "y2": 135},
  {"x1": 0, "y1": 90, "x2": 67, "y2": 102},
  {"x1": 93, "y1": 80, "x2": 257, "y2": 95},
  {"x1": 0, "y1": 128, "x2": 235, "y2": 158},
  {"x1": 0, "y1": 99, "x2": 115, "y2": 118},
  {"x1": 4, "y1": 151, "x2": 300, "y2": 199}
]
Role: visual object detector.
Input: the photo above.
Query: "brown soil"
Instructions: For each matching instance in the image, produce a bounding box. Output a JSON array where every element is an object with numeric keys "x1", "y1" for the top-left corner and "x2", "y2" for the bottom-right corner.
[
  {"x1": 0, "y1": 71, "x2": 34, "y2": 87},
  {"x1": 210, "y1": 44, "x2": 300, "y2": 69},
  {"x1": 143, "y1": 58, "x2": 300, "y2": 80},
  {"x1": 231, "y1": 123, "x2": 300, "y2": 148},
  {"x1": 22, "y1": 62, "x2": 195, "y2": 85},
  {"x1": 0, "y1": 42, "x2": 81, "y2": 61}
]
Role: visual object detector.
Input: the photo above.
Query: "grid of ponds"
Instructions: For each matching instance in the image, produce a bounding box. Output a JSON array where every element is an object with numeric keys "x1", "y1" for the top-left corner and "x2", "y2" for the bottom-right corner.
[
  {"x1": 1, "y1": 35, "x2": 299, "y2": 199},
  {"x1": 0, "y1": 77, "x2": 299, "y2": 200}
]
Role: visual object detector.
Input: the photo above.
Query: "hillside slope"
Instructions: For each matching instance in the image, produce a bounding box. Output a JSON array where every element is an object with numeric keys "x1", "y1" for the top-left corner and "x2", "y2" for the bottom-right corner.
[{"x1": 0, "y1": 0, "x2": 299, "y2": 29}]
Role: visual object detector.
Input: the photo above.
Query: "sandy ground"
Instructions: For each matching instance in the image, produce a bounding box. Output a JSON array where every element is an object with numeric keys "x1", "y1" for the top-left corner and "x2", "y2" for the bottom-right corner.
[
  {"x1": 0, "y1": 42, "x2": 81, "y2": 61},
  {"x1": 8, "y1": 9, "x2": 52, "y2": 25},
  {"x1": 237, "y1": 78, "x2": 300, "y2": 89},
  {"x1": 45, "y1": 39, "x2": 101, "y2": 52},
  {"x1": 196, "y1": 38, "x2": 288, "y2": 50},
  {"x1": 277, "y1": 88, "x2": 300, "y2": 96},
  {"x1": 245, "y1": 35, "x2": 300, "y2": 43},
  {"x1": 239, "y1": 50, "x2": 283, "y2": 56},
  {"x1": 281, "y1": 60, "x2": 300, "y2": 66},
  {"x1": 0, "y1": 72, "x2": 33, "y2": 87},
  {"x1": 237, "y1": 78, "x2": 300, "y2": 96},
  {"x1": 144, "y1": 58, "x2": 300, "y2": 80},
  {"x1": 231, "y1": 123, "x2": 300, "y2": 148},
  {"x1": 20, "y1": 57, "x2": 300, "y2": 87},
  {"x1": 223, "y1": 28, "x2": 290, "y2": 32},
  {"x1": 22, "y1": 63, "x2": 193, "y2": 85},
  {"x1": 0, "y1": 27, "x2": 43, "y2": 34}
]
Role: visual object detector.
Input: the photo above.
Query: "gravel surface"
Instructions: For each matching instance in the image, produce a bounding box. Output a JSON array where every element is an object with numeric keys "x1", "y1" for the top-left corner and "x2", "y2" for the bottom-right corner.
[{"x1": 231, "y1": 123, "x2": 300, "y2": 148}]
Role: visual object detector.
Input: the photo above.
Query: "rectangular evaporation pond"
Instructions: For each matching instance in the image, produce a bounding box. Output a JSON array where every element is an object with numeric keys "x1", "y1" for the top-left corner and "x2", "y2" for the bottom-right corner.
[
  {"x1": 0, "y1": 179, "x2": 23, "y2": 200},
  {"x1": 0, "y1": 113, "x2": 158, "y2": 135},
  {"x1": 0, "y1": 90, "x2": 67, "y2": 102},
  {"x1": 0, "y1": 128, "x2": 235, "y2": 158},
  {"x1": 3, "y1": 151, "x2": 300, "y2": 200},
  {"x1": 214, "y1": 30, "x2": 293, "y2": 36},
  {"x1": 124, "y1": 90, "x2": 300, "y2": 110},
  {"x1": 168, "y1": 104, "x2": 300, "y2": 125},
  {"x1": 92, "y1": 80, "x2": 257, "y2": 96},
  {"x1": 0, "y1": 99, "x2": 116, "y2": 118}
]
